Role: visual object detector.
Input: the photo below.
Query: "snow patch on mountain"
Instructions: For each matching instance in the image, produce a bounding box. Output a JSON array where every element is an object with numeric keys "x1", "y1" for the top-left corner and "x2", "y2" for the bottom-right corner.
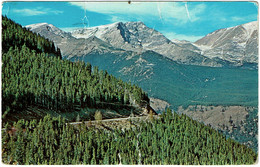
[
  {"x1": 26, "y1": 23, "x2": 49, "y2": 29},
  {"x1": 242, "y1": 21, "x2": 258, "y2": 37},
  {"x1": 71, "y1": 22, "x2": 122, "y2": 39}
]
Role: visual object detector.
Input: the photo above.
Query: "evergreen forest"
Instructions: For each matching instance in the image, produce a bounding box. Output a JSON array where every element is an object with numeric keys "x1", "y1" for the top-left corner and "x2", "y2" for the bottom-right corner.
[
  {"x1": 1, "y1": 110, "x2": 257, "y2": 165},
  {"x1": 1, "y1": 16, "x2": 258, "y2": 165}
]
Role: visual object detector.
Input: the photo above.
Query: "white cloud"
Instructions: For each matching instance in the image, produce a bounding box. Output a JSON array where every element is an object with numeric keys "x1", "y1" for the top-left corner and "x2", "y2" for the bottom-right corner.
[
  {"x1": 163, "y1": 32, "x2": 204, "y2": 42},
  {"x1": 13, "y1": 7, "x2": 63, "y2": 16},
  {"x1": 231, "y1": 14, "x2": 257, "y2": 22},
  {"x1": 69, "y1": 2, "x2": 206, "y2": 24},
  {"x1": 68, "y1": 2, "x2": 207, "y2": 41},
  {"x1": 110, "y1": 15, "x2": 131, "y2": 23},
  {"x1": 69, "y1": 2, "x2": 151, "y2": 15}
]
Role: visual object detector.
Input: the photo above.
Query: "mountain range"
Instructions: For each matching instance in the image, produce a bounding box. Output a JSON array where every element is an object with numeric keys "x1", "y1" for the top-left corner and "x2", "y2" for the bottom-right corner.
[
  {"x1": 25, "y1": 21, "x2": 258, "y2": 110},
  {"x1": 26, "y1": 21, "x2": 258, "y2": 68}
]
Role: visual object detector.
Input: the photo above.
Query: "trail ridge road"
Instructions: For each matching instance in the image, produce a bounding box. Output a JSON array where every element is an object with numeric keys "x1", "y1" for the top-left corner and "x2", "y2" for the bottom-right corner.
[{"x1": 68, "y1": 115, "x2": 157, "y2": 125}]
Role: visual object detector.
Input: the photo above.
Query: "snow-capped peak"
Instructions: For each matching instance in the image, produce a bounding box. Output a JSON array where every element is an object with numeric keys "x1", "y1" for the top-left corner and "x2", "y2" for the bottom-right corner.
[
  {"x1": 241, "y1": 21, "x2": 258, "y2": 36},
  {"x1": 70, "y1": 22, "x2": 125, "y2": 39},
  {"x1": 72, "y1": 22, "x2": 122, "y2": 32},
  {"x1": 25, "y1": 23, "x2": 51, "y2": 29}
]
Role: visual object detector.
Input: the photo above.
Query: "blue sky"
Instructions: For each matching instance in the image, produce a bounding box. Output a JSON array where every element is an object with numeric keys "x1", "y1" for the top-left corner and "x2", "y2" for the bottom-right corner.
[{"x1": 2, "y1": 1, "x2": 258, "y2": 42}]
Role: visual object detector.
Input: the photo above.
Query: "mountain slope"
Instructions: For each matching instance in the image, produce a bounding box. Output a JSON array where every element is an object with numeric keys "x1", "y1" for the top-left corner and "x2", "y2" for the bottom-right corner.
[
  {"x1": 194, "y1": 21, "x2": 258, "y2": 64},
  {"x1": 2, "y1": 17, "x2": 150, "y2": 123},
  {"x1": 69, "y1": 49, "x2": 258, "y2": 109},
  {"x1": 171, "y1": 39, "x2": 201, "y2": 53}
]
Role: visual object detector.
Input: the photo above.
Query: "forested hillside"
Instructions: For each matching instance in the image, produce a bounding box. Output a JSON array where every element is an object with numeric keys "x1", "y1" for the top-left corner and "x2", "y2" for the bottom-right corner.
[
  {"x1": 2, "y1": 16, "x2": 61, "y2": 58},
  {"x1": 1, "y1": 16, "x2": 149, "y2": 122},
  {"x1": 2, "y1": 110, "x2": 257, "y2": 165}
]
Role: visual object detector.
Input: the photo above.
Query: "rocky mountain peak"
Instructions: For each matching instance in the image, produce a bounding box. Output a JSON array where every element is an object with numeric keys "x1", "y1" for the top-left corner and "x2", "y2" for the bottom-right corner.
[
  {"x1": 25, "y1": 23, "x2": 71, "y2": 38},
  {"x1": 195, "y1": 21, "x2": 258, "y2": 46},
  {"x1": 194, "y1": 21, "x2": 258, "y2": 63},
  {"x1": 25, "y1": 22, "x2": 49, "y2": 30},
  {"x1": 70, "y1": 21, "x2": 146, "y2": 40},
  {"x1": 26, "y1": 23, "x2": 57, "y2": 31},
  {"x1": 124, "y1": 21, "x2": 145, "y2": 28}
]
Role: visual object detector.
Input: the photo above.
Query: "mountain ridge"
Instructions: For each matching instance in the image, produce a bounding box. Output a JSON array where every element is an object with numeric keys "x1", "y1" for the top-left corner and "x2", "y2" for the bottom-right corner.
[
  {"x1": 26, "y1": 23, "x2": 129, "y2": 59},
  {"x1": 26, "y1": 20, "x2": 258, "y2": 68},
  {"x1": 69, "y1": 21, "x2": 226, "y2": 67}
]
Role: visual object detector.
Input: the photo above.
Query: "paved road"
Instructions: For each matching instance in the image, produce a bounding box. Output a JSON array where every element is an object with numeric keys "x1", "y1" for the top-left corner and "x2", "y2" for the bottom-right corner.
[{"x1": 69, "y1": 116, "x2": 148, "y2": 125}]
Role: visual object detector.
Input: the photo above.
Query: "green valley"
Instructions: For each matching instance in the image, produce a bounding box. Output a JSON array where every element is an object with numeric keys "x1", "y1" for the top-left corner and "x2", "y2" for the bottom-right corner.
[{"x1": 70, "y1": 50, "x2": 258, "y2": 108}]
